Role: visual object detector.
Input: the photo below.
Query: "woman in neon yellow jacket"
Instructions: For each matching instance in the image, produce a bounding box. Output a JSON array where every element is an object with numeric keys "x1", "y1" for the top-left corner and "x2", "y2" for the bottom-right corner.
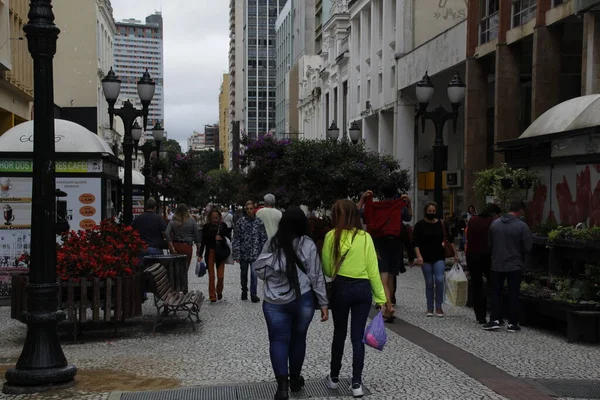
[{"x1": 321, "y1": 199, "x2": 391, "y2": 399}]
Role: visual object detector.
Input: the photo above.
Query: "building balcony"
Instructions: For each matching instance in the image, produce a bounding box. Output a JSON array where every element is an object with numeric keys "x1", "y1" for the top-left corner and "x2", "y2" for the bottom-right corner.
[{"x1": 340, "y1": 35, "x2": 349, "y2": 54}]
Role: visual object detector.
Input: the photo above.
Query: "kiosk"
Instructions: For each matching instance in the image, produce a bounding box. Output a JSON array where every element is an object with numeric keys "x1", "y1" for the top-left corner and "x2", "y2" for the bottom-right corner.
[{"x1": 0, "y1": 119, "x2": 120, "y2": 300}]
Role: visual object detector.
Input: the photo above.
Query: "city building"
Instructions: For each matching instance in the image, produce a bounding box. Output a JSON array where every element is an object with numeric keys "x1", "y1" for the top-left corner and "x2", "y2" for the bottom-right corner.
[
  {"x1": 314, "y1": 0, "x2": 332, "y2": 55},
  {"x1": 242, "y1": 0, "x2": 288, "y2": 139},
  {"x1": 229, "y1": 0, "x2": 245, "y2": 170},
  {"x1": 204, "y1": 124, "x2": 219, "y2": 149},
  {"x1": 114, "y1": 12, "x2": 164, "y2": 131},
  {"x1": 0, "y1": 0, "x2": 32, "y2": 136},
  {"x1": 219, "y1": 74, "x2": 230, "y2": 169},
  {"x1": 188, "y1": 131, "x2": 206, "y2": 152},
  {"x1": 275, "y1": 1, "x2": 292, "y2": 135},
  {"x1": 276, "y1": 0, "x2": 317, "y2": 138},
  {"x1": 464, "y1": 0, "x2": 600, "y2": 210},
  {"x1": 52, "y1": 0, "x2": 121, "y2": 151}
]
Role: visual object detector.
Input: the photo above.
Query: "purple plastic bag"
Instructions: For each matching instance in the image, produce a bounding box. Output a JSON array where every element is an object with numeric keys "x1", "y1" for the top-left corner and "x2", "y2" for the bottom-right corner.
[{"x1": 363, "y1": 311, "x2": 387, "y2": 351}]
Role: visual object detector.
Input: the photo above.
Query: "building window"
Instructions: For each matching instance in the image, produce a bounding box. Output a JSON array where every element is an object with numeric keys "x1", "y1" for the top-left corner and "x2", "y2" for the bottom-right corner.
[
  {"x1": 512, "y1": 0, "x2": 536, "y2": 28},
  {"x1": 479, "y1": 0, "x2": 499, "y2": 44}
]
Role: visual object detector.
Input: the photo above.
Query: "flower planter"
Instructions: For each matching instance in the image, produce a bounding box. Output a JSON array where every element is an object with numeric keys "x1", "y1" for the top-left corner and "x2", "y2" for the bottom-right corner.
[
  {"x1": 520, "y1": 294, "x2": 600, "y2": 343},
  {"x1": 11, "y1": 273, "x2": 144, "y2": 337}
]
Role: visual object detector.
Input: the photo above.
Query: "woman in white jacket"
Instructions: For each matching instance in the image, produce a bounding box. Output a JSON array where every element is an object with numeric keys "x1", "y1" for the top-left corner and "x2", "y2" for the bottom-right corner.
[{"x1": 253, "y1": 207, "x2": 329, "y2": 400}]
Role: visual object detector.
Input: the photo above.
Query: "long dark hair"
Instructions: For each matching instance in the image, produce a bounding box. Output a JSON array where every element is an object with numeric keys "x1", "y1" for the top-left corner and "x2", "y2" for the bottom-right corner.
[
  {"x1": 270, "y1": 207, "x2": 309, "y2": 299},
  {"x1": 330, "y1": 199, "x2": 363, "y2": 269}
]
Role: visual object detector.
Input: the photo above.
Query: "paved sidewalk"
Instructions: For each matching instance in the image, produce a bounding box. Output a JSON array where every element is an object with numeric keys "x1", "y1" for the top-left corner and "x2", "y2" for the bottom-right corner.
[{"x1": 0, "y1": 263, "x2": 597, "y2": 399}]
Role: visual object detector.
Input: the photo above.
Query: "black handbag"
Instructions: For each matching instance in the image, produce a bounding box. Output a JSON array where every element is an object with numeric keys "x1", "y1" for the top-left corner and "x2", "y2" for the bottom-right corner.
[{"x1": 215, "y1": 224, "x2": 231, "y2": 262}]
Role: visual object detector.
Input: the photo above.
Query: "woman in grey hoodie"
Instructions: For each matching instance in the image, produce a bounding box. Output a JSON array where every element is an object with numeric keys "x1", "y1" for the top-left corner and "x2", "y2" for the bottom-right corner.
[{"x1": 253, "y1": 207, "x2": 329, "y2": 400}]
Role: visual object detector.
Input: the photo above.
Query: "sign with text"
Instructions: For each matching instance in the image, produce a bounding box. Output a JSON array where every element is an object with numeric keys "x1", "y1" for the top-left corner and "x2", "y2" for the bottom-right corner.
[
  {"x1": 414, "y1": 0, "x2": 467, "y2": 48},
  {"x1": 0, "y1": 159, "x2": 103, "y2": 173},
  {"x1": 56, "y1": 178, "x2": 102, "y2": 230}
]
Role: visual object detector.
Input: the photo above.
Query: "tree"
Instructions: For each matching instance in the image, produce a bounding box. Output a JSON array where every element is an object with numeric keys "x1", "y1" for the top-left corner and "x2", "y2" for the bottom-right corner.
[
  {"x1": 241, "y1": 135, "x2": 411, "y2": 209},
  {"x1": 205, "y1": 169, "x2": 247, "y2": 206}
]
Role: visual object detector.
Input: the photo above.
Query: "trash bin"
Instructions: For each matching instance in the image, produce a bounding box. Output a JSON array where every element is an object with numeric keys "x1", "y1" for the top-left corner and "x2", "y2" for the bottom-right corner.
[{"x1": 143, "y1": 254, "x2": 189, "y2": 293}]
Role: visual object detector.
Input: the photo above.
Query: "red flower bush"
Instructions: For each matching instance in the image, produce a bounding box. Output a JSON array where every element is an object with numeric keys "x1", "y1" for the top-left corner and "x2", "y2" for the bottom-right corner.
[{"x1": 56, "y1": 219, "x2": 147, "y2": 281}]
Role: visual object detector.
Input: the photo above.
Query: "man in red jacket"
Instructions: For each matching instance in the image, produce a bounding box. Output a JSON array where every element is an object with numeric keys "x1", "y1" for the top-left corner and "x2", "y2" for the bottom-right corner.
[{"x1": 466, "y1": 203, "x2": 502, "y2": 324}]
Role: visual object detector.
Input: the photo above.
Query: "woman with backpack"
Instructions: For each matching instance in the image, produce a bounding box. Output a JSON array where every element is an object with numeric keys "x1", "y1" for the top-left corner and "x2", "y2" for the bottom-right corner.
[
  {"x1": 253, "y1": 207, "x2": 329, "y2": 400},
  {"x1": 322, "y1": 199, "x2": 391, "y2": 398}
]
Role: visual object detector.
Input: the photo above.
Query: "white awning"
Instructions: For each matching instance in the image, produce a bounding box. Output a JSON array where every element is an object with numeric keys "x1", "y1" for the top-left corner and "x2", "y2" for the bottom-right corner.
[
  {"x1": 119, "y1": 167, "x2": 145, "y2": 186},
  {"x1": 520, "y1": 95, "x2": 600, "y2": 138},
  {"x1": 0, "y1": 119, "x2": 114, "y2": 155}
]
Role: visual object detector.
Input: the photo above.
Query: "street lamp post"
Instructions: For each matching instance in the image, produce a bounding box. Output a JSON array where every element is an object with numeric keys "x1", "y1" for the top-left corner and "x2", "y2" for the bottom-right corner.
[
  {"x1": 102, "y1": 68, "x2": 156, "y2": 225},
  {"x1": 415, "y1": 72, "x2": 466, "y2": 217},
  {"x1": 3, "y1": 1, "x2": 77, "y2": 393},
  {"x1": 136, "y1": 122, "x2": 164, "y2": 204}
]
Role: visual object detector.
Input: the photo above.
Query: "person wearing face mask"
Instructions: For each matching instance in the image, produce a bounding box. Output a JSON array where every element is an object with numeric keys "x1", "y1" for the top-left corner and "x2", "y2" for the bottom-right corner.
[{"x1": 412, "y1": 202, "x2": 457, "y2": 317}]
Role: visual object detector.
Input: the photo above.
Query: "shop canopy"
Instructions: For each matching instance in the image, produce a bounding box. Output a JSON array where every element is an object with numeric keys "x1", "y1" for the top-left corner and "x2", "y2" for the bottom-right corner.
[
  {"x1": 118, "y1": 168, "x2": 145, "y2": 186},
  {"x1": 0, "y1": 119, "x2": 114, "y2": 155},
  {"x1": 498, "y1": 95, "x2": 600, "y2": 166}
]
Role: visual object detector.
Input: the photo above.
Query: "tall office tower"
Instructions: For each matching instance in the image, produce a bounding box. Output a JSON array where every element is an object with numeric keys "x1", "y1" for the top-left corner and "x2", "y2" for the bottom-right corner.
[
  {"x1": 114, "y1": 12, "x2": 164, "y2": 131},
  {"x1": 229, "y1": 0, "x2": 245, "y2": 170},
  {"x1": 243, "y1": 0, "x2": 288, "y2": 139}
]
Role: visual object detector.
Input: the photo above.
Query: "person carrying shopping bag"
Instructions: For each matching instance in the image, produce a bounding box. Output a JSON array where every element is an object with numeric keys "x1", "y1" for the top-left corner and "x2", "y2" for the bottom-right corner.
[
  {"x1": 322, "y1": 199, "x2": 391, "y2": 398},
  {"x1": 413, "y1": 202, "x2": 458, "y2": 317},
  {"x1": 253, "y1": 207, "x2": 329, "y2": 400},
  {"x1": 199, "y1": 210, "x2": 231, "y2": 303}
]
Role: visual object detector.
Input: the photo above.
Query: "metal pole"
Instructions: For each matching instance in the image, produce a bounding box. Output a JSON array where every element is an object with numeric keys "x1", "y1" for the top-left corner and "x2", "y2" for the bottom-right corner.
[
  {"x1": 3, "y1": 0, "x2": 76, "y2": 393},
  {"x1": 429, "y1": 105, "x2": 450, "y2": 218},
  {"x1": 123, "y1": 126, "x2": 134, "y2": 225},
  {"x1": 141, "y1": 143, "x2": 153, "y2": 205}
]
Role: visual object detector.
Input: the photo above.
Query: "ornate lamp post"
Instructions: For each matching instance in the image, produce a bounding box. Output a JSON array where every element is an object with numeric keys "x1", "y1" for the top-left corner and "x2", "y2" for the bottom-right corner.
[
  {"x1": 136, "y1": 122, "x2": 164, "y2": 204},
  {"x1": 3, "y1": 1, "x2": 77, "y2": 393},
  {"x1": 102, "y1": 67, "x2": 156, "y2": 225},
  {"x1": 415, "y1": 72, "x2": 466, "y2": 216},
  {"x1": 349, "y1": 121, "x2": 361, "y2": 144},
  {"x1": 327, "y1": 121, "x2": 340, "y2": 140}
]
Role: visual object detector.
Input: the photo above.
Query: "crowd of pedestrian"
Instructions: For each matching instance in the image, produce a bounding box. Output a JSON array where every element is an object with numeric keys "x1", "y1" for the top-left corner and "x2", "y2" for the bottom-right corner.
[{"x1": 131, "y1": 187, "x2": 532, "y2": 400}]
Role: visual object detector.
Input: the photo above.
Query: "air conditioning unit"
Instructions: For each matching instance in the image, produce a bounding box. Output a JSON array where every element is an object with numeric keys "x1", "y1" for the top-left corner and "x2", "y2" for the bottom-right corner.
[{"x1": 446, "y1": 170, "x2": 463, "y2": 188}]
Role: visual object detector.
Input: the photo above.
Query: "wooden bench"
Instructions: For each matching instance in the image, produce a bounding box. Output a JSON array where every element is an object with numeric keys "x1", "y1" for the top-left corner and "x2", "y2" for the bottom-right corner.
[{"x1": 146, "y1": 263, "x2": 204, "y2": 334}]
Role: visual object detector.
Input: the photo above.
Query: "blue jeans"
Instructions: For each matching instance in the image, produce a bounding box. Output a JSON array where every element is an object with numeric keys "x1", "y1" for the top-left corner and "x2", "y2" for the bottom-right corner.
[
  {"x1": 421, "y1": 260, "x2": 446, "y2": 310},
  {"x1": 262, "y1": 291, "x2": 315, "y2": 377},
  {"x1": 330, "y1": 276, "x2": 372, "y2": 385},
  {"x1": 240, "y1": 260, "x2": 258, "y2": 296},
  {"x1": 138, "y1": 246, "x2": 164, "y2": 267}
]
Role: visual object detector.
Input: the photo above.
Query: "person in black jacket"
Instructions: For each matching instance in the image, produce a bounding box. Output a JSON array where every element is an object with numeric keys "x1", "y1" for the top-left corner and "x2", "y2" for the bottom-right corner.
[{"x1": 199, "y1": 210, "x2": 231, "y2": 303}]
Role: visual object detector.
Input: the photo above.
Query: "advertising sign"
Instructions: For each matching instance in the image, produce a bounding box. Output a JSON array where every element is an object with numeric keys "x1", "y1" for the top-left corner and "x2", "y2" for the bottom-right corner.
[
  {"x1": 133, "y1": 196, "x2": 145, "y2": 217},
  {"x1": 0, "y1": 159, "x2": 103, "y2": 173},
  {"x1": 56, "y1": 178, "x2": 102, "y2": 230}
]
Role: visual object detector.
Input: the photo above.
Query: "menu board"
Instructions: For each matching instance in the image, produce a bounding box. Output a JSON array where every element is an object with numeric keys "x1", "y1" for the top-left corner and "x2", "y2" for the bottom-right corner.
[{"x1": 56, "y1": 178, "x2": 102, "y2": 230}]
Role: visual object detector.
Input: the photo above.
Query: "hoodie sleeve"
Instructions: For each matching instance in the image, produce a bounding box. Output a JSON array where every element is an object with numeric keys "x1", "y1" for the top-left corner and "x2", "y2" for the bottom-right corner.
[
  {"x1": 364, "y1": 233, "x2": 387, "y2": 305},
  {"x1": 303, "y1": 238, "x2": 328, "y2": 307},
  {"x1": 252, "y1": 240, "x2": 273, "y2": 281},
  {"x1": 232, "y1": 219, "x2": 242, "y2": 260}
]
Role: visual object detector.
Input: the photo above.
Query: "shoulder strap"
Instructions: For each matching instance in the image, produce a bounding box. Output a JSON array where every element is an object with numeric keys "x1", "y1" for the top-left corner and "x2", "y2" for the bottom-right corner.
[
  {"x1": 440, "y1": 220, "x2": 448, "y2": 243},
  {"x1": 331, "y1": 232, "x2": 357, "y2": 280}
]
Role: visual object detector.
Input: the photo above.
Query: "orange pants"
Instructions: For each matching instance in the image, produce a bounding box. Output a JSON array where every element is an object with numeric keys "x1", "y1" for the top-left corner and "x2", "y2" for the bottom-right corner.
[
  {"x1": 207, "y1": 249, "x2": 225, "y2": 301},
  {"x1": 173, "y1": 242, "x2": 193, "y2": 269}
]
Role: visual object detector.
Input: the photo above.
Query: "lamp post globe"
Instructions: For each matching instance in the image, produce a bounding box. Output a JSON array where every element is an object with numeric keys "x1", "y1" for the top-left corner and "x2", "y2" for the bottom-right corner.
[
  {"x1": 131, "y1": 120, "x2": 143, "y2": 142},
  {"x1": 152, "y1": 121, "x2": 165, "y2": 142},
  {"x1": 327, "y1": 121, "x2": 340, "y2": 140},
  {"x1": 102, "y1": 68, "x2": 121, "y2": 102},
  {"x1": 415, "y1": 71, "x2": 434, "y2": 107},
  {"x1": 447, "y1": 74, "x2": 466, "y2": 105},
  {"x1": 349, "y1": 121, "x2": 361, "y2": 144}
]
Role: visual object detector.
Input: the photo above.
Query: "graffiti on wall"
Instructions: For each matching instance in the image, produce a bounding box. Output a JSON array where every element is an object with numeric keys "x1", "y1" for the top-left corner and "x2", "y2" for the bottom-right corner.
[
  {"x1": 527, "y1": 164, "x2": 600, "y2": 227},
  {"x1": 414, "y1": 0, "x2": 468, "y2": 48}
]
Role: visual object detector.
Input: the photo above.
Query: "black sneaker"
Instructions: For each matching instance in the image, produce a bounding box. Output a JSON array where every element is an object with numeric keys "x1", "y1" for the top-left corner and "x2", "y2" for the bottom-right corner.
[
  {"x1": 251, "y1": 295, "x2": 260, "y2": 303},
  {"x1": 217, "y1": 293, "x2": 223, "y2": 301},
  {"x1": 483, "y1": 320, "x2": 500, "y2": 330},
  {"x1": 507, "y1": 324, "x2": 521, "y2": 333},
  {"x1": 241, "y1": 292, "x2": 248, "y2": 301},
  {"x1": 289, "y1": 375, "x2": 305, "y2": 392}
]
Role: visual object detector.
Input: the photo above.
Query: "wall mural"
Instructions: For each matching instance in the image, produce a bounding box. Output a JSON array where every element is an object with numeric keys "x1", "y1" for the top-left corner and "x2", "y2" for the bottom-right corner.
[{"x1": 527, "y1": 164, "x2": 600, "y2": 227}]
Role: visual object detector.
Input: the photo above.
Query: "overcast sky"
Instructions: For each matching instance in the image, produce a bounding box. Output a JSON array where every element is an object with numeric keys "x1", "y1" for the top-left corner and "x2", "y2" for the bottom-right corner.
[{"x1": 111, "y1": 0, "x2": 229, "y2": 151}]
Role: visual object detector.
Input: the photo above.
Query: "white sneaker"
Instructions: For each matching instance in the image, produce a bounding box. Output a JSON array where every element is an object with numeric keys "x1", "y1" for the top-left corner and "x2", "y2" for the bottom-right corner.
[
  {"x1": 351, "y1": 383, "x2": 364, "y2": 398},
  {"x1": 325, "y1": 374, "x2": 339, "y2": 390}
]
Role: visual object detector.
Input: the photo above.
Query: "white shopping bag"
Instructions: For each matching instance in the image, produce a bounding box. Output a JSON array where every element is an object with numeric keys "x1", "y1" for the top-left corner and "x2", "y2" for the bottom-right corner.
[{"x1": 444, "y1": 263, "x2": 469, "y2": 307}]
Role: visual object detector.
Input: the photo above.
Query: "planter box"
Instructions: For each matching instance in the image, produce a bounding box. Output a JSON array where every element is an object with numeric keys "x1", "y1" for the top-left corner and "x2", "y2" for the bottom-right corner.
[
  {"x1": 520, "y1": 294, "x2": 600, "y2": 343},
  {"x1": 11, "y1": 273, "x2": 143, "y2": 325}
]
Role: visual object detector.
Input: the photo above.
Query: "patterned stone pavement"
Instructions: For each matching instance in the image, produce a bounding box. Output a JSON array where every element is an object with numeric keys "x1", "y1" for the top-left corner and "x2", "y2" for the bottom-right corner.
[{"x1": 0, "y1": 261, "x2": 597, "y2": 400}]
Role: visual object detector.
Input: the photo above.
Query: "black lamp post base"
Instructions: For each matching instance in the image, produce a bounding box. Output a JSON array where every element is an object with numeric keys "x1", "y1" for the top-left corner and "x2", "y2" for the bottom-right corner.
[{"x1": 3, "y1": 367, "x2": 76, "y2": 395}]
